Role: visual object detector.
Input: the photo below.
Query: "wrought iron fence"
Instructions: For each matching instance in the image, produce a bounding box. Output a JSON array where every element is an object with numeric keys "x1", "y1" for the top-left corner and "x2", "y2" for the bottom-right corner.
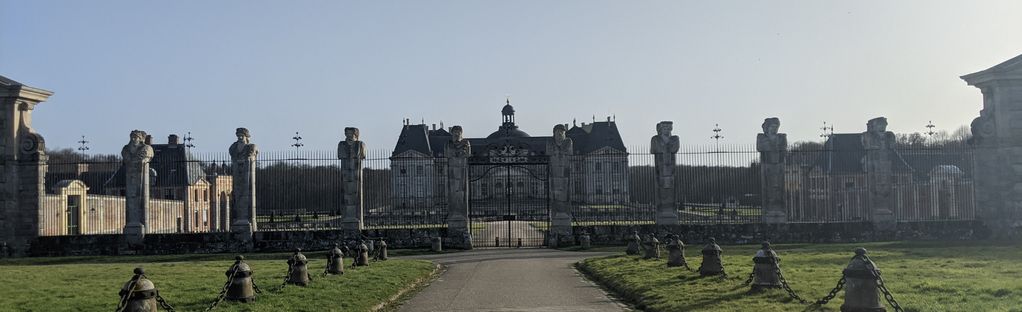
[{"x1": 39, "y1": 141, "x2": 978, "y2": 237}]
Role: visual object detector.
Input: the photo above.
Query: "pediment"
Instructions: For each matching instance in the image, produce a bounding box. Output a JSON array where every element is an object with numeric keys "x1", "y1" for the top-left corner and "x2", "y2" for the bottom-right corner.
[
  {"x1": 961, "y1": 54, "x2": 1022, "y2": 86},
  {"x1": 392, "y1": 150, "x2": 432, "y2": 159}
]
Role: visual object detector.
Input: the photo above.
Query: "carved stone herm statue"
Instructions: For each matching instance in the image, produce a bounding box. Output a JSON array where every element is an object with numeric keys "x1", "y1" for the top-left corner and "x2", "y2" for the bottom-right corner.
[
  {"x1": 547, "y1": 124, "x2": 574, "y2": 236},
  {"x1": 445, "y1": 126, "x2": 472, "y2": 246},
  {"x1": 757, "y1": 118, "x2": 788, "y2": 223},
  {"x1": 229, "y1": 128, "x2": 258, "y2": 242},
  {"x1": 338, "y1": 127, "x2": 367, "y2": 231},
  {"x1": 122, "y1": 130, "x2": 154, "y2": 246},
  {"x1": 651, "y1": 121, "x2": 681, "y2": 225},
  {"x1": 862, "y1": 117, "x2": 896, "y2": 225}
]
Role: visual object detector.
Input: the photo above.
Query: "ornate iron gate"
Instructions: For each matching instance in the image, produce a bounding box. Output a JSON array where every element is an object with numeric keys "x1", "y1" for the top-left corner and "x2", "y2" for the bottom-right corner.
[{"x1": 468, "y1": 156, "x2": 550, "y2": 248}]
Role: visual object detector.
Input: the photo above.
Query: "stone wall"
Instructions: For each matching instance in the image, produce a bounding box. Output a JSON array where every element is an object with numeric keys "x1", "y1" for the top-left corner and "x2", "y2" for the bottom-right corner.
[
  {"x1": 571, "y1": 221, "x2": 986, "y2": 246},
  {"x1": 29, "y1": 227, "x2": 448, "y2": 257}
]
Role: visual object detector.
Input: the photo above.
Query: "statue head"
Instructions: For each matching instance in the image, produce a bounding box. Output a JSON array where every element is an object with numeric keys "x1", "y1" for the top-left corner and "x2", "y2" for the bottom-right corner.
[
  {"x1": 129, "y1": 130, "x2": 145, "y2": 145},
  {"x1": 656, "y1": 121, "x2": 673, "y2": 137},
  {"x1": 235, "y1": 127, "x2": 250, "y2": 142},
  {"x1": 867, "y1": 117, "x2": 888, "y2": 134},
  {"x1": 761, "y1": 241, "x2": 771, "y2": 250},
  {"x1": 344, "y1": 127, "x2": 360, "y2": 142},
  {"x1": 761, "y1": 118, "x2": 780, "y2": 135},
  {"x1": 450, "y1": 126, "x2": 464, "y2": 142},
  {"x1": 553, "y1": 124, "x2": 567, "y2": 141}
]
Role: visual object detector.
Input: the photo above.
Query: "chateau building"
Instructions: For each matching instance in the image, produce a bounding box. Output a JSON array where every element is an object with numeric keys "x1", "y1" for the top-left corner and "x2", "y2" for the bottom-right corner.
[{"x1": 389, "y1": 102, "x2": 629, "y2": 209}]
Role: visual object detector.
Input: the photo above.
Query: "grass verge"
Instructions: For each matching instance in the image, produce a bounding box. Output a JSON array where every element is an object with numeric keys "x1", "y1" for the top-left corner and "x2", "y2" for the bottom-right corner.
[
  {"x1": 577, "y1": 240, "x2": 1022, "y2": 312},
  {"x1": 0, "y1": 252, "x2": 436, "y2": 311}
]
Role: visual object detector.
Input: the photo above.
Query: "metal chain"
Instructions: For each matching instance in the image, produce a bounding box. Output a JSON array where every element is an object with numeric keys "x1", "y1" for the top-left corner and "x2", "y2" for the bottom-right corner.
[
  {"x1": 859, "y1": 254, "x2": 904, "y2": 312},
  {"x1": 276, "y1": 262, "x2": 294, "y2": 291},
  {"x1": 153, "y1": 290, "x2": 176, "y2": 312},
  {"x1": 814, "y1": 276, "x2": 845, "y2": 305},
  {"x1": 114, "y1": 276, "x2": 139, "y2": 312},
  {"x1": 251, "y1": 277, "x2": 263, "y2": 294},
  {"x1": 742, "y1": 271, "x2": 754, "y2": 286},
  {"x1": 716, "y1": 255, "x2": 729, "y2": 280},
  {"x1": 773, "y1": 262, "x2": 809, "y2": 304},
  {"x1": 203, "y1": 269, "x2": 237, "y2": 312}
]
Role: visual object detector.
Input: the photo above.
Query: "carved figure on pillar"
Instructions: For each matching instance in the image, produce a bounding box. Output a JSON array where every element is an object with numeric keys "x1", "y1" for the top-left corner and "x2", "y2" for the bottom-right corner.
[
  {"x1": 338, "y1": 127, "x2": 367, "y2": 232},
  {"x1": 445, "y1": 126, "x2": 472, "y2": 248},
  {"x1": 757, "y1": 118, "x2": 787, "y2": 223},
  {"x1": 122, "y1": 130, "x2": 154, "y2": 246},
  {"x1": 650, "y1": 121, "x2": 680, "y2": 225},
  {"x1": 547, "y1": 124, "x2": 573, "y2": 239},
  {"x1": 229, "y1": 128, "x2": 258, "y2": 242},
  {"x1": 862, "y1": 117, "x2": 896, "y2": 226}
]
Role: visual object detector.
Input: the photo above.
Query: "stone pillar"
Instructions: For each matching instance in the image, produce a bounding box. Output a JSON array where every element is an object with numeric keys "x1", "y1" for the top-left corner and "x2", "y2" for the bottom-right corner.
[
  {"x1": 229, "y1": 128, "x2": 258, "y2": 242},
  {"x1": 445, "y1": 126, "x2": 471, "y2": 247},
  {"x1": 122, "y1": 130, "x2": 154, "y2": 246},
  {"x1": 337, "y1": 127, "x2": 366, "y2": 232},
  {"x1": 757, "y1": 117, "x2": 788, "y2": 223},
  {"x1": 547, "y1": 124, "x2": 573, "y2": 240},
  {"x1": 0, "y1": 77, "x2": 51, "y2": 256},
  {"x1": 962, "y1": 54, "x2": 1022, "y2": 237},
  {"x1": 862, "y1": 117, "x2": 896, "y2": 228},
  {"x1": 651, "y1": 121, "x2": 680, "y2": 225}
]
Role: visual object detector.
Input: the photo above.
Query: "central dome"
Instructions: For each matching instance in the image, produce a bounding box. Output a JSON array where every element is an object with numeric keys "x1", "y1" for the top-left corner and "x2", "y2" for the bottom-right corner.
[{"x1": 486, "y1": 127, "x2": 530, "y2": 139}]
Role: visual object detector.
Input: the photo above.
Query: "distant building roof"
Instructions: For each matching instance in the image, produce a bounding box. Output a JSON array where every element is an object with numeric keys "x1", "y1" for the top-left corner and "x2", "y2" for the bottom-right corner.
[
  {"x1": 813, "y1": 133, "x2": 912, "y2": 174},
  {"x1": 104, "y1": 141, "x2": 208, "y2": 188}
]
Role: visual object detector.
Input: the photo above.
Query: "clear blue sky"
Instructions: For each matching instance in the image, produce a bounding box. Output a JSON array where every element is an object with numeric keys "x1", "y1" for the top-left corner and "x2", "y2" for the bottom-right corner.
[{"x1": 2, "y1": 1, "x2": 1021, "y2": 154}]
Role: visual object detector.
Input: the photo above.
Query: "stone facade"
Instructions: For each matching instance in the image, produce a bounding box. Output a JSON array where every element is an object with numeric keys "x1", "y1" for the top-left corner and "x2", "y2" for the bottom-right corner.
[{"x1": 961, "y1": 53, "x2": 1022, "y2": 237}]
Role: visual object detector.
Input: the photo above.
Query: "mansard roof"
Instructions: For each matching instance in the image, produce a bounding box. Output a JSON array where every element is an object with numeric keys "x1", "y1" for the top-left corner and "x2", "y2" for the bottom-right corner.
[
  {"x1": 104, "y1": 143, "x2": 209, "y2": 189},
  {"x1": 567, "y1": 121, "x2": 627, "y2": 154},
  {"x1": 961, "y1": 53, "x2": 1022, "y2": 86},
  {"x1": 813, "y1": 133, "x2": 912, "y2": 175}
]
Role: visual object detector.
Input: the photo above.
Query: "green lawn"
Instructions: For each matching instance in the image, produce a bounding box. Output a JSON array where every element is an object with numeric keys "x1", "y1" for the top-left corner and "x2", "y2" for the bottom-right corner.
[
  {"x1": 577, "y1": 241, "x2": 1022, "y2": 312},
  {"x1": 0, "y1": 251, "x2": 437, "y2": 312}
]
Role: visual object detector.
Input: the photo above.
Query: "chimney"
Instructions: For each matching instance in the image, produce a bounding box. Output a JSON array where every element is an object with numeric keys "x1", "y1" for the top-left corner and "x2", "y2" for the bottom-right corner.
[
  {"x1": 432, "y1": 124, "x2": 437, "y2": 131},
  {"x1": 145, "y1": 135, "x2": 153, "y2": 145},
  {"x1": 168, "y1": 134, "x2": 180, "y2": 145}
]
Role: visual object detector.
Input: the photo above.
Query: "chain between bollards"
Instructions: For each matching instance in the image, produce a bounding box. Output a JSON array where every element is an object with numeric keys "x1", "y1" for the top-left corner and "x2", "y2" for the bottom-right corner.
[
  {"x1": 203, "y1": 269, "x2": 238, "y2": 312},
  {"x1": 773, "y1": 261, "x2": 809, "y2": 304},
  {"x1": 813, "y1": 276, "x2": 846, "y2": 305},
  {"x1": 114, "y1": 276, "x2": 139, "y2": 312},
  {"x1": 863, "y1": 254, "x2": 904, "y2": 312}
]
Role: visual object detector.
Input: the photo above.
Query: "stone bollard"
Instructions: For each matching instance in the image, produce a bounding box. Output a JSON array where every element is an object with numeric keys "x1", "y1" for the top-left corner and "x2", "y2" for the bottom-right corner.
[
  {"x1": 355, "y1": 241, "x2": 370, "y2": 266},
  {"x1": 377, "y1": 239, "x2": 388, "y2": 261},
  {"x1": 643, "y1": 234, "x2": 661, "y2": 259},
  {"x1": 841, "y1": 248, "x2": 887, "y2": 311},
  {"x1": 751, "y1": 242, "x2": 782, "y2": 291},
  {"x1": 665, "y1": 234, "x2": 687, "y2": 268},
  {"x1": 116, "y1": 268, "x2": 159, "y2": 312},
  {"x1": 286, "y1": 249, "x2": 310, "y2": 286},
  {"x1": 431, "y1": 237, "x2": 443, "y2": 252},
  {"x1": 326, "y1": 244, "x2": 344, "y2": 275},
  {"x1": 225, "y1": 256, "x2": 256, "y2": 302},
  {"x1": 698, "y1": 238, "x2": 724, "y2": 276},
  {"x1": 580, "y1": 233, "x2": 592, "y2": 250},
  {"x1": 625, "y1": 231, "x2": 641, "y2": 255}
]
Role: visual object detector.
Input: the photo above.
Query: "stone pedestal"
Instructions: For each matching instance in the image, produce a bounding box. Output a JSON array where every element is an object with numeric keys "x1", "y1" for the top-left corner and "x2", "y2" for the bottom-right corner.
[
  {"x1": 121, "y1": 130, "x2": 154, "y2": 247},
  {"x1": 961, "y1": 55, "x2": 1022, "y2": 238},
  {"x1": 230, "y1": 128, "x2": 258, "y2": 243}
]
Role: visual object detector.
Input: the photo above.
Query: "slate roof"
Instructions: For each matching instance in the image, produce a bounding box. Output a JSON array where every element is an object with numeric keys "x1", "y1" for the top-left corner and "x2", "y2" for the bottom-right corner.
[
  {"x1": 392, "y1": 120, "x2": 627, "y2": 158},
  {"x1": 899, "y1": 151, "x2": 974, "y2": 181},
  {"x1": 813, "y1": 133, "x2": 912, "y2": 174},
  {"x1": 104, "y1": 143, "x2": 208, "y2": 188}
]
